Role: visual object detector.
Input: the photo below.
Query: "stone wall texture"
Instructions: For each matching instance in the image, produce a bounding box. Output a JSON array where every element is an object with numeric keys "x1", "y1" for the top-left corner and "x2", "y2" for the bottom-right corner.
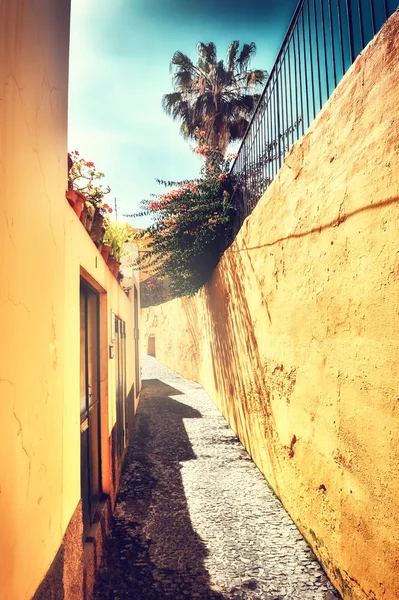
[{"x1": 143, "y1": 11, "x2": 399, "y2": 600}]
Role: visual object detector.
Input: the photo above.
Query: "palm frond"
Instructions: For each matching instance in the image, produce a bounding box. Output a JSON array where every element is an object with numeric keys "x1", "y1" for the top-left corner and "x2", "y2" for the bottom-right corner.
[
  {"x1": 162, "y1": 93, "x2": 193, "y2": 127},
  {"x1": 228, "y1": 117, "x2": 251, "y2": 141},
  {"x1": 180, "y1": 117, "x2": 198, "y2": 140},
  {"x1": 170, "y1": 51, "x2": 194, "y2": 73},
  {"x1": 173, "y1": 69, "x2": 194, "y2": 91},
  {"x1": 227, "y1": 40, "x2": 240, "y2": 71},
  {"x1": 215, "y1": 60, "x2": 230, "y2": 87},
  {"x1": 246, "y1": 69, "x2": 268, "y2": 87},
  {"x1": 193, "y1": 92, "x2": 215, "y2": 122},
  {"x1": 164, "y1": 40, "x2": 266, "y2": 153},
  {"x1": 197, "y1": 42, "x2": 217, "y2": 68},
  {"x1": 230, "y1": 93, "x2": 257, "y2": 114},
  {"x1": 238, "y1": 42, "x2": 256, "y2": 72},
  {"x1": 162, "y1": 92, "x2": 183, "y2": 115}
]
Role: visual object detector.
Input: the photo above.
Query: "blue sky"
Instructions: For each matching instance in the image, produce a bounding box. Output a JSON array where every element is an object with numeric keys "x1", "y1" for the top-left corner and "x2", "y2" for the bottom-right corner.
[{"x1": 68, "y1": 0, "x2": 298, "y2": 226}]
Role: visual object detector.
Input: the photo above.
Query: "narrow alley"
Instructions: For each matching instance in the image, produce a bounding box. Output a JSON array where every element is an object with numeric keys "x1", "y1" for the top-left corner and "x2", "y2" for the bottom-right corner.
[{"x1": 94, "y1": 356, "x2": 339, "y2": 600}]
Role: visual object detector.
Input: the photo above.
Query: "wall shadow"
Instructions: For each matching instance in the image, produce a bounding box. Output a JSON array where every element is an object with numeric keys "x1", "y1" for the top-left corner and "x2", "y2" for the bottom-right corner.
[
  {"x1": 94, "y1": 379, "x2": 226, "y2": 600},
  {"x1": 141, "y1": 378, "x2": 184, "y2": 397},
  {"x1": 202, "y1": 244, "x2": 283, "y2": 493}
]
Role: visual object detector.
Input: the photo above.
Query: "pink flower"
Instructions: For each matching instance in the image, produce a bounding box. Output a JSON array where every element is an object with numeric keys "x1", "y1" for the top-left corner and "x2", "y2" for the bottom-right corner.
[{"x1": 192, "y1": 145, "x2": 211, "y2": 156}]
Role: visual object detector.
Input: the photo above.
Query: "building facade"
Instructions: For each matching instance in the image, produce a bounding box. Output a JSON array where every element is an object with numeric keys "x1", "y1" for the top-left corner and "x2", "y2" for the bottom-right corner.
[{"x1": 0, "y1": 2, "x2": 140, "y2": 598}]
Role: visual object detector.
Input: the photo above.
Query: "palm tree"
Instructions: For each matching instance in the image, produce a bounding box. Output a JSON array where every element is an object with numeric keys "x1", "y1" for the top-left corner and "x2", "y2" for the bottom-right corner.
[{"x1": 162, "y1": 41, "x2": 267, "y2": 155}]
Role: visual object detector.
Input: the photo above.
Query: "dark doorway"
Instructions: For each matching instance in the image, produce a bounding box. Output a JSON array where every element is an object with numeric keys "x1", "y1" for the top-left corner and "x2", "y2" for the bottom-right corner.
[{"x1": 80, "y1": 283, "x2": 102, "y2": 534}]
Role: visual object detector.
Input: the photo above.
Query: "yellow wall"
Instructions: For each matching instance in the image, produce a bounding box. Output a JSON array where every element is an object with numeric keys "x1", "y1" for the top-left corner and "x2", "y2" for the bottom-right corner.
[
  {"x1": 0, "y1": 2, "x2": 140, "y2": 598},
  {"x1": 143, "y1": 12, "x2": 399, "y2": 600},
  {"x1": 63, "y1": 213, "x2": 140, "y2": 521}
]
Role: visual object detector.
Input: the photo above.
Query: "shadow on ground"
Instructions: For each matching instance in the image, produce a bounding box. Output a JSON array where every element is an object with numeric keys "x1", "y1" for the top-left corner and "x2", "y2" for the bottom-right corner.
[{"x1": 94, "y1": 379, "x2": 226, "y2": 600}]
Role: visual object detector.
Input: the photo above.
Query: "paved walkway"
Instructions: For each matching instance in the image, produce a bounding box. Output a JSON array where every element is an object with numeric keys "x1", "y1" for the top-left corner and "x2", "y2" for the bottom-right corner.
[{"x1": 94, "y1": 356, "x2": 340, "y2": 600}]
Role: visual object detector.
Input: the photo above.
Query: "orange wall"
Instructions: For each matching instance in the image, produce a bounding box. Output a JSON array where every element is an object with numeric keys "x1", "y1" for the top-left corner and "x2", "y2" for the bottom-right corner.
[
  {"x1": 143, "y1": 12, "x2": 399, "y2": 600},
  {"x1": 0, "y1": 2, "x2": 140, "y2": 599}
]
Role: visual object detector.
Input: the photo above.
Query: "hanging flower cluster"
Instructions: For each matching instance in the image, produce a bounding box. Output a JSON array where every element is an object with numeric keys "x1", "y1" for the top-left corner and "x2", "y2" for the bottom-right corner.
[
  {"x1": 68, "y1": 150, "x2": 112, "y2": 212},
  {"x1": 192, "y1": 145, "x2": 212, "y2": 156},
  {"x1": 126, "y1": 142, "x2": 239, "y2": 298}
]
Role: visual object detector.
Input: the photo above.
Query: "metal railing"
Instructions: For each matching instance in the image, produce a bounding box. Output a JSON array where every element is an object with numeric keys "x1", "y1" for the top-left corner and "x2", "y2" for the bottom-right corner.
[{"x1": 231, "y1": 0, "x2": 398, "y2": 234}]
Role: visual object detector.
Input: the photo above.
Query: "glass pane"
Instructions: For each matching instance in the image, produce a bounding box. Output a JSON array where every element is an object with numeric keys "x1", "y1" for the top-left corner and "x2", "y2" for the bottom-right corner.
[
  {"x1": 80, "y1": 290, "x2": 87, "y2": 416},
  {"x1": 115, "y1": 319, "x2": 122, "y2": 456},
  {"x1": 87, "y1": 290, "x2": 99, "y2": 408},
  {"x1": 115, "y1": 317, "x2": 127, "y2": 456},
  {"x1": 80, "y1": 283, "x2": 102, "y2": 531},
  {"x1": 89, "y1": 402, "x2": 101, "y2": 519}
]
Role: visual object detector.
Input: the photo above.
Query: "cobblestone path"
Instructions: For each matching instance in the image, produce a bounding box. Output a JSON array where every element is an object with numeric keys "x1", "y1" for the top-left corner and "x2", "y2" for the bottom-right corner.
[{"x1": 94, "y1": 356, "x2": 340, "y2": 600}]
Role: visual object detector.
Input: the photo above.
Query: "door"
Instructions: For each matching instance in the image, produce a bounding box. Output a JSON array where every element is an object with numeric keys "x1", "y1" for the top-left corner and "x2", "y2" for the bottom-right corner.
[
  {"x1": 115, "y1": 316, "x2": 127, "y2": 459},
  {"x1": 80, "y1": 284, "x2": 102, "y2": 533},
  {"x1": 134, "y1": 285, "x2": 140, "y2": 396}
]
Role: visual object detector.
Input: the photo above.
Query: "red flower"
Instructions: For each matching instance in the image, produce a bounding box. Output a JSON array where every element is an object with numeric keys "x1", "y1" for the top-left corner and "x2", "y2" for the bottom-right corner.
[
  {"x1": 150, "y1": 201, "x2": 160, "y2": 211},
  {"x1": 86, "y1": 161, "x2": 95, "y2": 167}
]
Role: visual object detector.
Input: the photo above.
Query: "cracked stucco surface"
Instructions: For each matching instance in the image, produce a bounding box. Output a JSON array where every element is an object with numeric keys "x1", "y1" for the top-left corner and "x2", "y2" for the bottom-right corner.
[
  {"x1": 0, "y1": 2, "x2": 141, "y2": 599},
  {"x1": 142, "y1": 12, "x2": 399, "y2": 600},
  {"x1": 0, "y1": 1, "x2": 70, "y2": 599}
]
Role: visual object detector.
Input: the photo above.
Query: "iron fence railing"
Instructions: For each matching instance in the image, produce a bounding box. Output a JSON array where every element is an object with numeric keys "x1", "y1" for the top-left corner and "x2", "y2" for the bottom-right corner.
[{"x1": 231, "y1": 0, "x2": 398, "y2": 234}]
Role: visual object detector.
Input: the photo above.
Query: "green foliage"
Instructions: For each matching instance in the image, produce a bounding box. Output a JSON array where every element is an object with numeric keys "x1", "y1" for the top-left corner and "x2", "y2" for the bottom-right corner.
[
  {"x1": 162, "y1": 40, "x2": 267, "y2": 154},
  {"x1": 126, "y1": 40, "x2": 267, "y2": 299},
  {"x1": 103, "y1": 219, "x2": 133, "y2": 262},
  {"x1": 126, "y1": 148, "x2": 238, "y2": 297}
]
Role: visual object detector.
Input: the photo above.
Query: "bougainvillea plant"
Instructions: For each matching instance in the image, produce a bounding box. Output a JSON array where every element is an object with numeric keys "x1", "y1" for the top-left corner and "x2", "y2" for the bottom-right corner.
[
  {"x1": 125, "y1": 134, "x2": 239, "y2": 298},
  {"x1": 68, "y1": 150, "x2": 113, "y2": 214}
]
